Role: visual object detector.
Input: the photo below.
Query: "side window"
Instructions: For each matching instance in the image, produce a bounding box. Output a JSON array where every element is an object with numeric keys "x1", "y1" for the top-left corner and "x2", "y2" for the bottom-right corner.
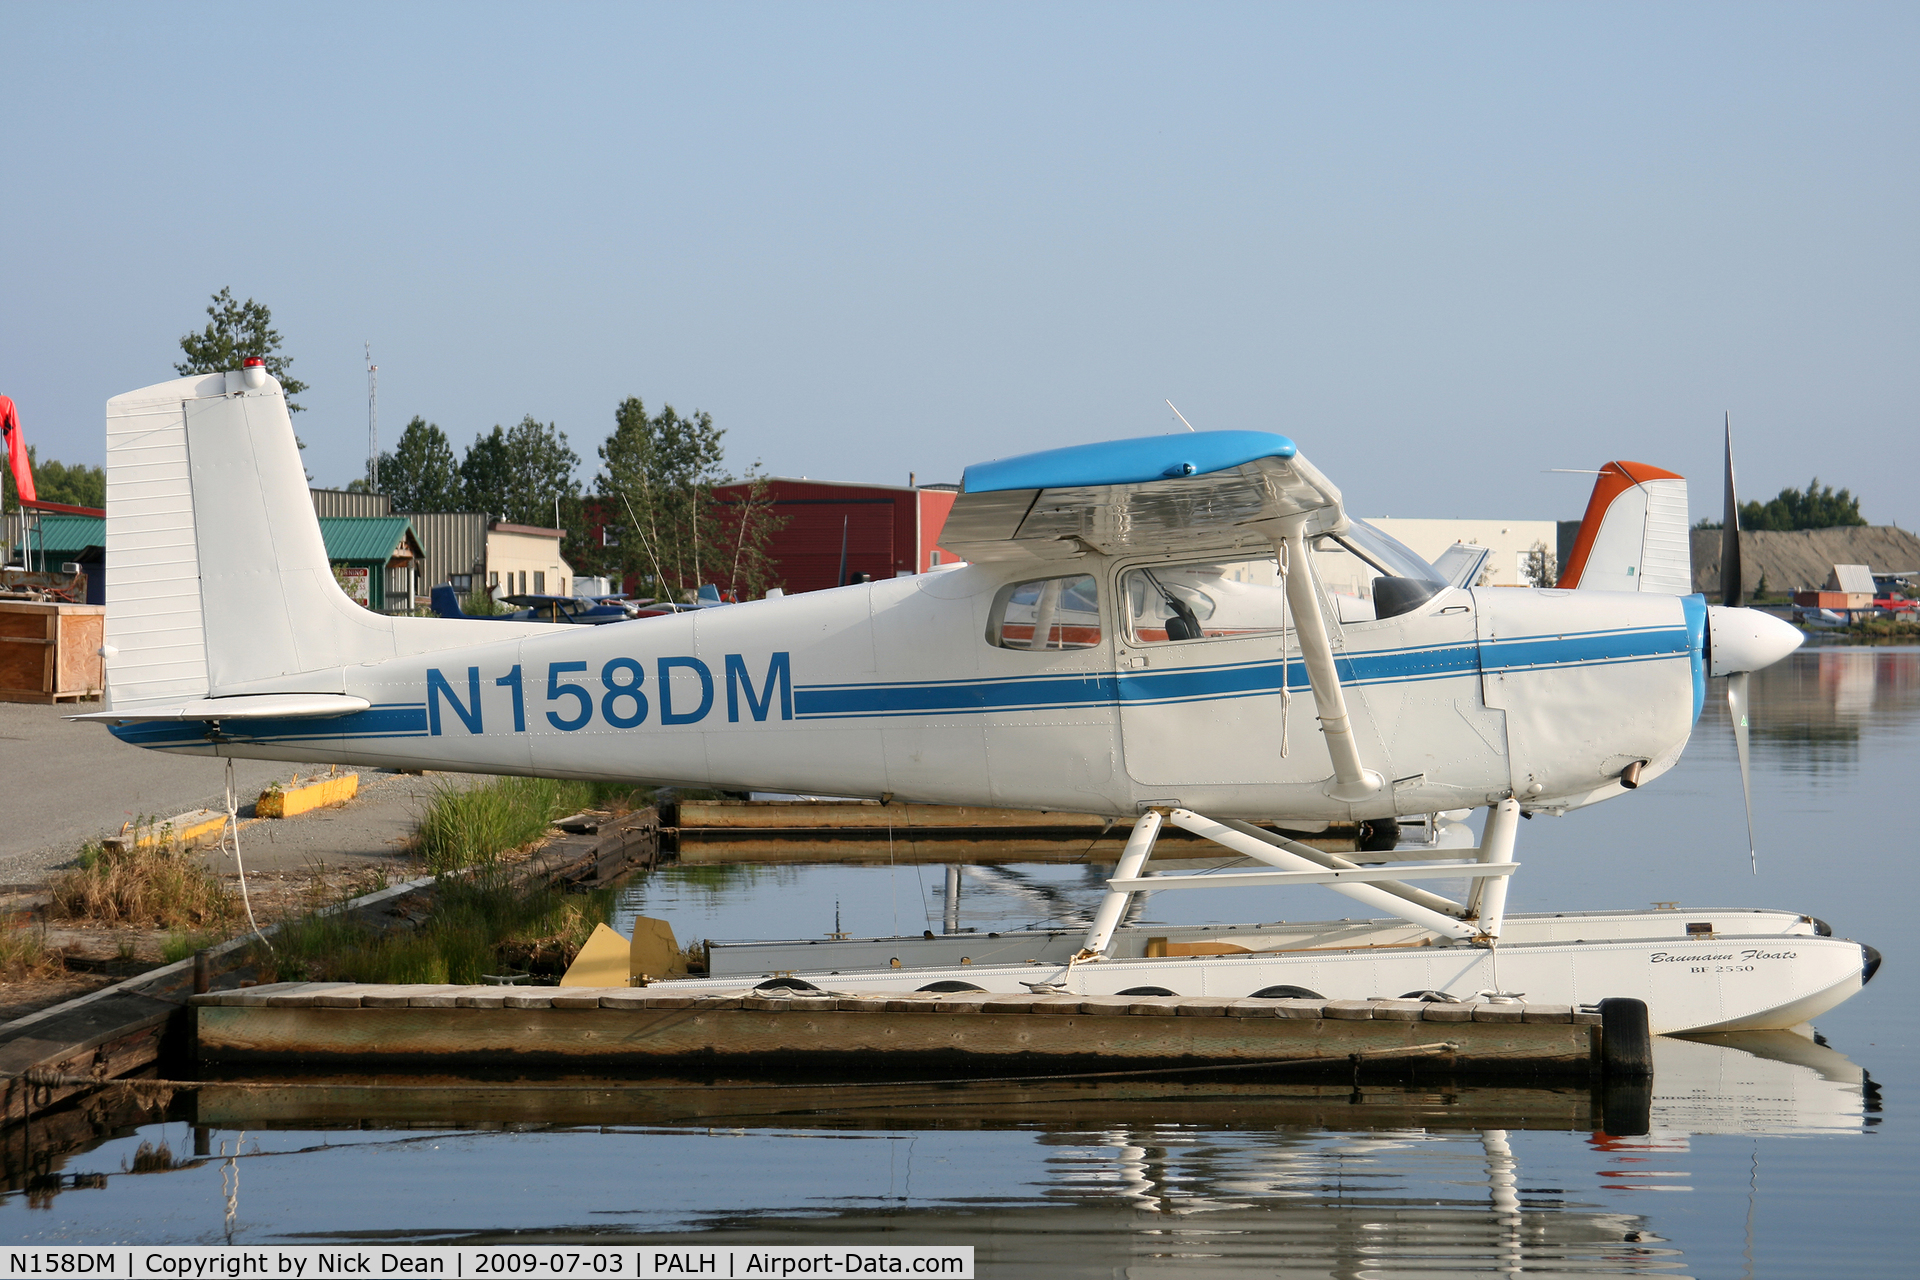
[
  {"x1": 1124, "y1": 558, "x2": 1290, "y2": 644},
  {"x1": 987, "y1": 575, "x2": 1102, "y2": 650}
]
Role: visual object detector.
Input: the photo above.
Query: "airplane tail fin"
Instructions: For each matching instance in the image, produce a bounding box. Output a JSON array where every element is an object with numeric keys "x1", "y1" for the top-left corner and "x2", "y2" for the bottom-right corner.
[
  {"x1": 104, "y1": 371, "x2": 512, "y2": 713},
  {"x1": 430, "y1": 583, "x2": 470, "y2": 619},
  {"x1": 1555, "y1": 461, "x2": 1692, "y2": 594}
]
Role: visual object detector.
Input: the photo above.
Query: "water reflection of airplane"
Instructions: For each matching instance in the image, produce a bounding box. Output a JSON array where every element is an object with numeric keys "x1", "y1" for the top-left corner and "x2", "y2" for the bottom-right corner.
[{"x1": 6, "y1": 1033, "x2": 1869, "y2": 1272}]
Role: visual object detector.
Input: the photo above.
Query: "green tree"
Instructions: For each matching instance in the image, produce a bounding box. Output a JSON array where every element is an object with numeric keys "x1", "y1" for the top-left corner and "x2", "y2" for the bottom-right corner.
[
  {"x1": 459, "y1": 426, "x2": 512, "y2": 516},
  {"x1": 460, "y1": 417, "x2": 579, "y2": 526},
  {"x1": 378, "y1": 417, "x2": 462, "y2": 512},
  {"x1": 710, "y1": 465, "x2": 787, "y2": 600},
  {"x1": 176, "y1": 288, "x2": 309, "y2": 413},
  {"x1": 1740, "y1": 478, "x2": 1867, "y2": 531},
  {"x1": 3, "y1": 448, "x2": 105, "y2": 513},
  {"x1": 591, "y1": 397, "x2": 782, "y2": 600}
]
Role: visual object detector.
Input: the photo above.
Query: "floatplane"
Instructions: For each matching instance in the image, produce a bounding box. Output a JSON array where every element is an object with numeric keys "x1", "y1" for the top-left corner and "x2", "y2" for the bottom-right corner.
[{"x1": 81, "y1": 364, "x2": 1875, "y2": 1033}]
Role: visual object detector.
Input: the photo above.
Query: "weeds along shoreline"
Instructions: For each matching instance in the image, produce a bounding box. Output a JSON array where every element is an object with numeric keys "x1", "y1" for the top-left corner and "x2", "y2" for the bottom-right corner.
[{"x1": 4, "y1": 775, "x2": 657, "y2": 991}]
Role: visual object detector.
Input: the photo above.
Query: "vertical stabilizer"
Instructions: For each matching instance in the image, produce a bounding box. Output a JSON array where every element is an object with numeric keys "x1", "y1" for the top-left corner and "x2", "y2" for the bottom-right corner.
[
  {"x1": 104, "y1": 376, "x2": 219, "y2": 709},
  {"x1": 104, "y1": 370, "x2": 542, "y2": 712},
  {"x1": 1555, "y1": 461, "x2": 1691, "y2": 595}
]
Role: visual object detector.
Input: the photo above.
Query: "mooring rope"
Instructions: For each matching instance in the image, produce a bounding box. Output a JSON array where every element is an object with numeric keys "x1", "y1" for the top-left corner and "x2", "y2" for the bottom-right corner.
[{"x1": 222, "y1": 759, "x2": 272, "y2": 954}]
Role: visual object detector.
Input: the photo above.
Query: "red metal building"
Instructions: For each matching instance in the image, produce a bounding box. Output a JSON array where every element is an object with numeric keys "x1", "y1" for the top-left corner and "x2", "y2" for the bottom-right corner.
[{"x1": 709, "y1": 478, "x2": 960, "y2": 594}]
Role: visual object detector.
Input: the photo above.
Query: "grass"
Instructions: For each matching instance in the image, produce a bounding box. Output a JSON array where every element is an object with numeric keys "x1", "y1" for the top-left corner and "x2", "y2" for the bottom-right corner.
[
  {"x1": 0, "y1": 921, "x2": 63, "y2": 981},
  {"x1": 1828, "y1": 618, "x2": 1920, "y2": 644},
  {"x1": 48, "y1": 841, "x2": 235, "y2": 930},
  {"x1": 160, "y1": 931, "x2": 222, "y2": 964},
  {"x1": 263, "y1": 871, "x2": 616, "y2": 985},
  {"x1": 415, "y1": 776, "x2": 652, "y2": 874}
]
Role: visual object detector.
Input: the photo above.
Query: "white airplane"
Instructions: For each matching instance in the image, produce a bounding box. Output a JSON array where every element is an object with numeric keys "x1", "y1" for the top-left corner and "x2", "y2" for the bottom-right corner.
[{"x1": 81, "y1": 366, "x2": 1872, "y2": 1033}]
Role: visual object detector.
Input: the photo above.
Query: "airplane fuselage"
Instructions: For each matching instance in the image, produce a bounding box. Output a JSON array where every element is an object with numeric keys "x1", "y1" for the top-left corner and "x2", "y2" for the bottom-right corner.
[{"x1": 114, "y1": 558, "x2": 1702, "y2": 823}]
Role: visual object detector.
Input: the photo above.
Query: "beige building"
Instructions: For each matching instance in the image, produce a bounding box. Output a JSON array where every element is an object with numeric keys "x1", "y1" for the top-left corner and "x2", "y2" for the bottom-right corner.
[
  {"x1": 486, "y1": 522, "x2": 572, "y2": 599},
  {"x1": 1366, "y1": 518, "x2": 1561, "y2": 587}
]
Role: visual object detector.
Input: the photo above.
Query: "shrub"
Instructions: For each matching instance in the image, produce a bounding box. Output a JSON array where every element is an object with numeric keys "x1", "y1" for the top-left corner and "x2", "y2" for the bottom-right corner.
[{"x1": 0, "y1": 921, "x2": 62, "y2": 981}]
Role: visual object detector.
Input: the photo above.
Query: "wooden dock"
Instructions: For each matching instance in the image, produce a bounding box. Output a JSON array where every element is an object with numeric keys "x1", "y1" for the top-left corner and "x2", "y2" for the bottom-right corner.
[{"x1": 192, "y1": 983, "x2": 1621, "y2": 1082}]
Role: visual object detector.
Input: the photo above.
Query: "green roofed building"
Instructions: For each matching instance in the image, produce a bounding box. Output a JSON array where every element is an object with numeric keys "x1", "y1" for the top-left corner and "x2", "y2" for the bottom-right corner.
[
  {"x1": 6, "y1": 512, "x2": 108, "y2": 603},
  {"x1": 317, "y1": 516, "x2": 426, "y2": 614},
  {"x1": 9, "y1": 511, "x2": 427, "y2": 613}
]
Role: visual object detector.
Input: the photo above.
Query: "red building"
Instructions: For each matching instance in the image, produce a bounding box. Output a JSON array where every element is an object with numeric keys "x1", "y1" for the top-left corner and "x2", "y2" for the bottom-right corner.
[
  {"x1": 579, "y1": 479, "x2": 961, "y2": 598},
  {"x1": 709, "y1": 478, "x2": 960, "y2": 594}
]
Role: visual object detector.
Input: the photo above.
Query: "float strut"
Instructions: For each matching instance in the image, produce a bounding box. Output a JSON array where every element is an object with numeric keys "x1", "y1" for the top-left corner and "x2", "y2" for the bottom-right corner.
[
  {"x1": 1472, "y1": 798, "x2": 1521, "y2": 943},
  {"x1": 1168, "y1": 809, "x2": 1479, "y2": 941},
  {"x1": 1079, "y1": 810, "x2": 1163, "y2": 958}
]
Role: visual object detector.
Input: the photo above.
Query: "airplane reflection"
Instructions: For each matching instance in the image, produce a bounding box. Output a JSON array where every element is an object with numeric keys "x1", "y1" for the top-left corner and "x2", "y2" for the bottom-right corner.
[{"x1": 1, "y1": 1029, "x2": 1872, "y2": 1274}]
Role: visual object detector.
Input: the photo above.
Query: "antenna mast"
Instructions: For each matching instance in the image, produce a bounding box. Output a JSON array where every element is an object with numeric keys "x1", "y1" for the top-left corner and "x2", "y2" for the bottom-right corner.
[{"x1": 365, "y1": 342, "x2": 379, "y2": 491}]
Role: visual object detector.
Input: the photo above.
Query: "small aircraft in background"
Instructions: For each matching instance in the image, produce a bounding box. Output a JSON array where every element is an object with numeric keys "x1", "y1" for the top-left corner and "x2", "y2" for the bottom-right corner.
[
  {"x1": 430, "y1": 586, "x2": 631, "y2": 626},
  {"x1": 78, "y1": 366, "x2": 1866, "y2": 1033},
  {"x1": 429, "y1": 585, "x2": 734, "y2": 625}
]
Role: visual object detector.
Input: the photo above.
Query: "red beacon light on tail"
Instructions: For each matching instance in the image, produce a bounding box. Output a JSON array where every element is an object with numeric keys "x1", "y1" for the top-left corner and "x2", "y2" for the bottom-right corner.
[{"x1": 240, "y1": 357, "x2": 268, "y2": 390}]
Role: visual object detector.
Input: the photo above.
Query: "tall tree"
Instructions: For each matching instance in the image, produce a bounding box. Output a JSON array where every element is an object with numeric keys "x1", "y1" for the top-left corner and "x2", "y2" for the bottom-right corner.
[
  {"x1": 460, "y1": 417, "x2": 580, "y2": 526},
  {"x1": 378, "y1": 417, "x2": 461, "y2": 512},
  {"x1": 176, "y1": 288, "x2": 309, "y2": 413},
  {"x1": 592, "y1": 397, "x2": 781, "y2": 600},
  {"x1": 458, "y1": 426, "x2": 513, "y2": 517},
  {"x1": 709, "y1": 464, "x2": 787, "y2": 600}
]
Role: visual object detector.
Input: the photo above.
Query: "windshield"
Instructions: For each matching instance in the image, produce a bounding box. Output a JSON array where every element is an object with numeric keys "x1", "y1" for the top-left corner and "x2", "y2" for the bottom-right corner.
[{"x1": 1337, "y1": 520, "x2": 1448, "y2": 589}]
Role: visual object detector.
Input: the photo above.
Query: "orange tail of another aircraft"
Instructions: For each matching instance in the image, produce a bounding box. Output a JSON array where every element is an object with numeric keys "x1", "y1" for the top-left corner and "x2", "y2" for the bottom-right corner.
[{"x1": 1556, "y1": 461, "x2": 1691, "y2": 594}]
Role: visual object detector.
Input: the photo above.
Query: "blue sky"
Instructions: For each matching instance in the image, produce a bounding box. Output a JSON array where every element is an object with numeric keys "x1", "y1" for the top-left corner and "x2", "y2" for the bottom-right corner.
[{"x1": 2, "y1": 2, "x2": 1913, "y2": 527}]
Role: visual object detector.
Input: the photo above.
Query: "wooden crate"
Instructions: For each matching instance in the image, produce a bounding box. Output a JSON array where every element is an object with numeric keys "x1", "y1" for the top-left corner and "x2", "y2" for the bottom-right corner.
[{"x1": 0, "y1": 600, "x2": 104, "y2": 703}]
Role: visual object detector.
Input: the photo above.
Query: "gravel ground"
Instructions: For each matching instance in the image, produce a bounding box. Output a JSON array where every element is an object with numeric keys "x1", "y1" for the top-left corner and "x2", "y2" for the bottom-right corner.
[{"x1": 0, "y1": 701, "x2": 484, "y2": 884}]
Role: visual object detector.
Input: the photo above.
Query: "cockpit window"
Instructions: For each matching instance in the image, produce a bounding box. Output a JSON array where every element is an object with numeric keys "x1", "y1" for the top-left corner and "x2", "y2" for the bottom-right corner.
[
  {"x1": 987, "y1": 575, "x2": 1102, "y2": 650},
  {"x1": 1123, "y1": 559, "x2": 1288, "y2": 644},
  {"x1": 1305, "y1": 521, "x2": 1448, "y2": 621},
  {"x1": 1339, "y1": 520, "x2": 1448, "y2": 589}
]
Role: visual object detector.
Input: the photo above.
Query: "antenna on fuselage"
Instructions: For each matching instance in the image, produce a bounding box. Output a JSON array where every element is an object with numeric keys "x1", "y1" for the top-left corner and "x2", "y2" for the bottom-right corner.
[{"x1": 1165, "y1": 400, "x2": 1197, "y2": 432}]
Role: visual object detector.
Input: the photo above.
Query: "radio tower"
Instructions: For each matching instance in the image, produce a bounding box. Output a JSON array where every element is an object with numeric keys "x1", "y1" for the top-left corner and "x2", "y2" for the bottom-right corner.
[{"x1": 365, "y1": 342, "x2": 379, "y2": 491}]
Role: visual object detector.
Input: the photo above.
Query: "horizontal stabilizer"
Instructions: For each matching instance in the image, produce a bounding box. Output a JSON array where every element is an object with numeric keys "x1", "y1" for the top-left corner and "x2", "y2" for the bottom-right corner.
[
  {"x1": 69, "y1": 693, "x2": 372, "y2": 723},
  {"x1": 1431, "y1": 541, "x2": 1492, "y2": 588}
]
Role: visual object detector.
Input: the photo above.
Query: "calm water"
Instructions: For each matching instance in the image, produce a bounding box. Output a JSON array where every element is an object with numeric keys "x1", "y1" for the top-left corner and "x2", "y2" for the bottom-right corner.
[{"x1": 4, "y1": 647, "x2": 1915, "y2": 1277}]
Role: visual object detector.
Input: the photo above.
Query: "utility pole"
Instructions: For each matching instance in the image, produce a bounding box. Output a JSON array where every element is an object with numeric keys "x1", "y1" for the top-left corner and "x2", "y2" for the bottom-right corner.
[{"x1": 365, "y1": 342, "x2": 379, "y2": 492}]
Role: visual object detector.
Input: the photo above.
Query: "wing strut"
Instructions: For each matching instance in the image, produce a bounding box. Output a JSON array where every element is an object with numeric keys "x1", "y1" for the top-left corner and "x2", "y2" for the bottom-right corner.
[{"x1": 1278, "y1": 528, "x2": 1384, "y2": 801}]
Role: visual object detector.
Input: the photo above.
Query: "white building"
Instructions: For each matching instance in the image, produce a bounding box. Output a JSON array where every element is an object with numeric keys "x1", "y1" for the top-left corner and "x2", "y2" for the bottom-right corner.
[{"x1": 1366, "y1": 518, "x2": 1560, "y2": 588}]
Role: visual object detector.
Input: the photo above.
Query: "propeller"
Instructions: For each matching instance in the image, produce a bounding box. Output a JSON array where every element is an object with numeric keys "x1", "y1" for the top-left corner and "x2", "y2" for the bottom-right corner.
[
  {"x1": 1708, "y1": 415, "x2": 1794, "y2": 872},
  {"x1": 1728, "y1": 667, "x2": 1755, "y2": 872},
  {"x1": 1721, "y1": 413, "x2": 1742, "y2": 608}
]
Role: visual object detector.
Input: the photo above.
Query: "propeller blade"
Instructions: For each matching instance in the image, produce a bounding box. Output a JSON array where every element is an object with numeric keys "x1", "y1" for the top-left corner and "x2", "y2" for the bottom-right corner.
[
  {"x1": 1729, "y1": 669, "x2": 1756, "y2": 873},
  {"x1": 1721, "y1": 414, "x2": 1742, "y2": 607}
]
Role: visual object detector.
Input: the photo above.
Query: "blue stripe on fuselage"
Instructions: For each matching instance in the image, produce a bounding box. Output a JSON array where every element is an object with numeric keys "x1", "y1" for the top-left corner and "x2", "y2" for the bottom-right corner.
[
  {"x1": 108, "y1": 703, "x2": 429, "y2": 750},
  {"x1": 793, "y1": 625, "x2": 1689, "y2": 720}
]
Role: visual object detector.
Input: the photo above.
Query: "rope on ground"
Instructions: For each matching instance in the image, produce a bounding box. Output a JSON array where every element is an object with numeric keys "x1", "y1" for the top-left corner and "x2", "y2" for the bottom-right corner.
[{"x1": 5, "y1": 1042, "x2": 1460, "y2": 1098}]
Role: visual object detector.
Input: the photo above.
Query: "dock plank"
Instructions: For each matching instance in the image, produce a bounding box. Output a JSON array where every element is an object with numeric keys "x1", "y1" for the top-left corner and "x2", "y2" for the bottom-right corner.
[{"x1": 192, "y1": 986, "x2": 1604, "y2": 1080}]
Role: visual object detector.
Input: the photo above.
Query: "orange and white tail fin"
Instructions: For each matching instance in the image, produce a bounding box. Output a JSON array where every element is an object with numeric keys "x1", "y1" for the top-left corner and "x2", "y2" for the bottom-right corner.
[{"x1": 1556, "y1": 461, "x2": 1692, "y2": 594}]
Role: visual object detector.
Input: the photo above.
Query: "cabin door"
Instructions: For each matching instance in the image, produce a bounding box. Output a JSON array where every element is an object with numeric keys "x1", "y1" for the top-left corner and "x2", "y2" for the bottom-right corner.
[{"x1": 1114, "y1": 552, "x2": 1313, "y2": 789}]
